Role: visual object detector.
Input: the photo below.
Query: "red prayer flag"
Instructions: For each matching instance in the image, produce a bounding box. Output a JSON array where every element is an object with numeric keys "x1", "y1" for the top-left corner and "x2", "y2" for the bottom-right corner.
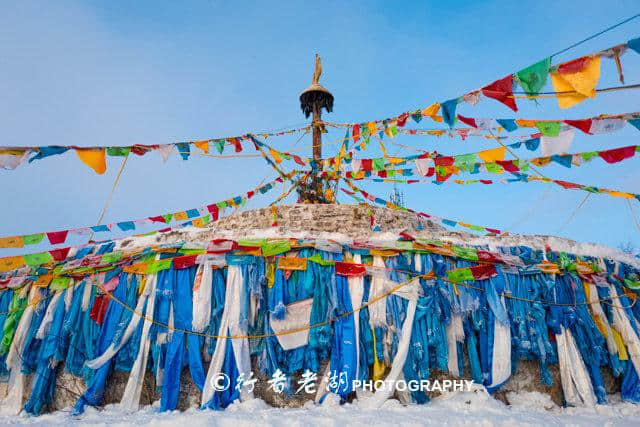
[
  {"x1": 207, "y1": 239, "x2": 237, "y2": 253},
  {"x1": 293, "y1": 155, "x2": 306, "y2": 166},
  {"x1": 46, "y1": 230, "x2": 69, "y2": 245},
  {"x1": 173, "y1": 255, "x2": 197, "y2": 270},
  {"x1": 456, "y1": 115, "x2": 477, "y2": 128},
  {"x1": 598, "y1": 145, "x2": 636, "y2": 164},
  {"x1": 434, "y1": 156, "x2": 454, "y2": 166},
  {"x1": 50, "y1": 247, "x2": 71, "y2": 262},
  {"x1": 396, "y1": 113, "x2": 409, "y2": 127},
  {"x1": 89, "y1": 294, "x2": 110, "y2": 325},
  {"x1": 496, "y1": 160, "x2": 520, "y2": 172},
  {"x1": 207, "y1": 204, "x2": 219, "y2": 221},
  {"x1": 481, "y1": 75, "x2": 518, "y2": 112},
  {"x1": 335, "y1": 261, "x2": 366, "y2": 277},
  {"x1": 149, "y1": 216, "x2": 167, "y2": 223},
  {"x1": 228, "y1": 138, "x2": 242, "y2": 153},
  {"x1": 478, "y1": 250, "x2": 503, "y2": 263},
  {"x1": 557, "y1": 57, "x2": 589, "y2": 74},
  {"x1": 470, "y1": 264, "x2": 497, "y2": 280},
  {"x1": 361, "y1": 159, "x2": 373, "y2": 171},
  {"x1": 564, "y1": 119, "x2": 593, "y2": 134},
  {"x1": 130, "y1": 144, "x2": 159, "y2": 156},
  {"x1": 352, "y1": 124, "x2": 361, "y2": 143},
  {"x1": 554, "y1": 180, "x2": 582, "y2": 189}
]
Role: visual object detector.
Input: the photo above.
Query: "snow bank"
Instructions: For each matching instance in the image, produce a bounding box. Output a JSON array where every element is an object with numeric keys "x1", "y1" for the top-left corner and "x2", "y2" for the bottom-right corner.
[{"x1": 5, "y1": 389, "x2": 640, "y2": 426}]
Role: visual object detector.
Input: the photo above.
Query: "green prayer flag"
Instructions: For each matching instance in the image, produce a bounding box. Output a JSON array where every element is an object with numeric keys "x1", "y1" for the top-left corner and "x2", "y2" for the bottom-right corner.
[
  {"x1": 624, "y1": 278, "x2": 640, "y2": 290},
  {"x1": 536, "y1": 121, "x2": 561, "y2": 137},
  {"x1": 101, "y1": 251, "x2": 122, "y2": 265},
  {"x1": 148, "y1": 258, "x2": 172, "y2": 274},
  {"x1": 485, "y1": 163, "x2": 503, "y2": 174},
  {"x1": 262, "y1": 240, "x2": 291, "y2": 257},
  {"x1": 454, "y1": 153, "x2": 477, "y2": 172},
  {"x1": 50, "y1": 277, "x2": 72, "y2": 290},
  {"x1": 178, "y1": 248, "x2": 205, "y2": 255},
  {"x1": 394, "y1": 241, "x2": 413, "y2": 251},
  {"x1": 238, "y1": 238, "x2": 267, "y2": 247},
  {"x1": 558, "y1": 252, "x2": 572, "y2": 270},
  {"x1": 516, "y1": 58, "x2": 551, "y2": 96},
  {"x1": 372, "y1": 158, "x2": 385, "y2": 171},
  {"x1": 447, "y1": 268, "x2": 474, "y2": 283},
  {"x1": 581, "y1": 152, "x2": 599, "y2": 162},
  {"x1": 162, "y1": 214, "x2": 173, "y2": 223},
  {"x1": 106, "y1": 147, "x2": 131, "y2": 157},
  {"x1": 23, "y1": 233, "x2": 45, "y2": 245},
  {"x1": 415, "y1": 238, "x2": 444, "y2": 247},
  {"x1": 308, "y1": 253, "x2": 335, "y2": 266},
  {"x1": 24, "y1": 252, "x2": 53, "y2": 266},
  {"x1": 1, "y1": 293, "x2": 27, "y2": 355},
  {"x1": 214, "y1": 140, "x2": 225, "y2": 154},
  {"x1": 582, "y1": 186, "x2": 599, "y2": 193},
  {"x1": 435, "y1": 165, "x2": 448, "y2": 177},
  {"x1": 452, "y1": 246, "x2": 479, "y2": 261}
]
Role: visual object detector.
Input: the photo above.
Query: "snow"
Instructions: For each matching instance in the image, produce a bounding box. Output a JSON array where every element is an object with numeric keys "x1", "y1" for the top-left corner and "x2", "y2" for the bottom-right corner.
[
  {"x1": 4, "y1": 389, "x2": 640, "y2": 426},
  {"x1": 115, "y1": 225, "x2": 640, "y2": 268}
]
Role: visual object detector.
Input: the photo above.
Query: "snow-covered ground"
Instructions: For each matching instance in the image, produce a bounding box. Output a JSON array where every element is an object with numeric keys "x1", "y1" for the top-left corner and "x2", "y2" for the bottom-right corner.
[{"x1": 3, "y1": 389, "x2": 640, "y2": 426}]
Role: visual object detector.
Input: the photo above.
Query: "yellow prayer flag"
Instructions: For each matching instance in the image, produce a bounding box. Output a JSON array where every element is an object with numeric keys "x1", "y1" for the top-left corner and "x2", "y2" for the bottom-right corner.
[
  {"x1": 420, "y1": 103, "x2": 443, "y2": 122},
  {"x1": 370, "y1": 249, "x2": 400, "y2": 257},
  {"x1": 0, "y1": 256, "x2": 25, "y2": 272},
  {"x1": 478, "y1": 146, "x2": 506, "y2": 163},
  {"x1": 515, "y1": 119, "x2": 537, "y2": 128},
  {"x1": 173, "y1": 211, "x2": 188, "y2": 221},
  {"x1": 277, "y1": 256, "x2": 308, "y2": 271},
  {"x1": 33, "y1": 274, "x2": 53, "y2": 288},
  {"x1": 75, "y1": 148, "x2": 106, "y2": 175},
  {"x1": 366, "y1": 121, "x2": 377, "y2": 135},
  {"x1": 123, "y1": 262, "x2": 149, "y2": 274},
  {"x1": 0, "y1": 236, "x2": 24, "y2": 249},
  {"x1": 378, "y1": 139, "x2": 388, "y2": 157},
  {"x1": 538, "y1": 261, "x2": 561, "y2": 274},
  {"x1": 194, "y1": 140, "x2": 209, "y2": 154},
  {"x1": 550, "y1": 56, "x2": 601, "y2": 109},
  {"x1": 269, "y1": 148, "x2": 283, "y2": 164},
  {"x1": 607, "y1": 190, "x2": 634, "y2": 199},
  {"x1": 611, "y1": 328, "x2": 629, "y2": 360},
  {"x1": 531, "y1": 157, "x2": 552, "y2": 167}
]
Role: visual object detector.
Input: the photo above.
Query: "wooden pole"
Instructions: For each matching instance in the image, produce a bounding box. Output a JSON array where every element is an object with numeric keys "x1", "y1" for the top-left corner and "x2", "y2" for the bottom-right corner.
[{"x1": 312, "y1": 102, "x2": 322, "y2": 198}]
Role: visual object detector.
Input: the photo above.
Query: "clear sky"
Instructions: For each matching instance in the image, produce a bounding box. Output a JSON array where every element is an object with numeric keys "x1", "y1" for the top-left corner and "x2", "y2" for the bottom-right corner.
[{"x1": 1, "y1": 0, "x2": 640, "y2": 257}]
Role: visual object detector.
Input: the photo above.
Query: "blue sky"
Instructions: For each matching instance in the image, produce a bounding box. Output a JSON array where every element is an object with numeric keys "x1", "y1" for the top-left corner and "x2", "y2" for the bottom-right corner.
[{"x1": 1, "y1": 0, "x2": 640, "y2": 256}]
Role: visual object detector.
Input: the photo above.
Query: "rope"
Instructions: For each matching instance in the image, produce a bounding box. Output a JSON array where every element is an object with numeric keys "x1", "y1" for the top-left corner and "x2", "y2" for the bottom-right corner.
[
  {"x1": 504, "y1": 186, "x2": 554, "y2": 232},
  {"x1": 555, "y1": 193, "x2": 592, "y2": 234},
  {"x1": 548, "y1": 14, "x2": 640, "y2": 59},
  {"x1": 486, "y1": 127, "x2": 548, "y2": 180},
  {"x1": 511, "y1": 83, "x2": 640, "y2": 98},
  {"x1": 88, "y1": 153, "x2": 129, "y2": 243},
  {"x1": 88, "y1": 262, "x2": 637, "y2": 341},
  {"x1": 626, "y1": 198, "x2": 640, "y2": 233}
]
